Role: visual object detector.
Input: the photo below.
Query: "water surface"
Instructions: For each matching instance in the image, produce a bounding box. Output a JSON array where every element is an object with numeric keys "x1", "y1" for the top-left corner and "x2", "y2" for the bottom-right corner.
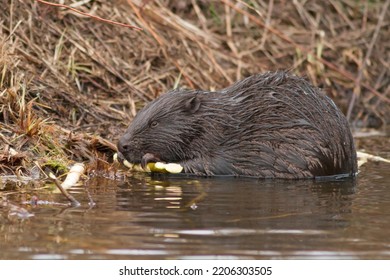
[{"x1": 1, "y1": 137, "x2": 389, "y2": 259}]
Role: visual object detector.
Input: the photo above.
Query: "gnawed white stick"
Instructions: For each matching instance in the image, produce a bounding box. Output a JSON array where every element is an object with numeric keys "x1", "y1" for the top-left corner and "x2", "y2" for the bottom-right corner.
[
  {"x1": 114, "y1": 153, "x2": 183, "y2": 174},
  {"x1": 357, "y1": 151, "x2": 390, "y2": 168},
  {"x1": 61, "y1": 163, "x2": 85, "y2": 189}
]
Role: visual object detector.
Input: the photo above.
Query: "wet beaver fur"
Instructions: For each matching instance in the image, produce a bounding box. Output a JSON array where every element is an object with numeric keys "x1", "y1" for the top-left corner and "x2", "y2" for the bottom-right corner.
[{"x1": 118, "y1": 71, "x2": 357, "y2": 179}]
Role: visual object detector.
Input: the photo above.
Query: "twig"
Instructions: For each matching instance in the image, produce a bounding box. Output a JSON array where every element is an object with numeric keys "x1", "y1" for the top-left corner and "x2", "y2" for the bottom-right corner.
[
  {"x1": 329, "y1": 0, "x2": 356, "y2": 30},
  {"x1": 50, "y1": 175, "x2": 80, "y2": 207},
  {"x1": 260, "y1": 0, "x2": 274, "y2": 48},
  {"x1": 85, "y1": 187, "x2": 96, "y2": 207},
  {"x1": 126, "y1": 0, "x2": 214, "y2": 88},
  {"x1": 346, "y1": 0, "x2": 390, "y2": 121},
  {"x1": 224, "y1": 3, "x2": 238, "y2": 57},
  {"x1": 44, "y1": 20, "x2": 151, "y2": 101},
  {"x1": 221, "y1": 0, "x2": 390, "y2": 104},
  {"x1": 357, "y1": 151, "x2": 390, "y2": 168},
  {"x1": 48, "y1": 163, "x2": 85, "y2": 207},
  {"x1": 35, "y1": 0, "x2": 143, "y2": 31},
  {"x1": 126, "y1": 0, "x2": 164, "y2": 44}
]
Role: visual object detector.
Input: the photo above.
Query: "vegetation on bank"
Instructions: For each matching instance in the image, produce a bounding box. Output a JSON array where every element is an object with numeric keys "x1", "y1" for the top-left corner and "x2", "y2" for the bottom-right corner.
[{"x1": 0, "y1": 0, "x2": 389, "y2": 182}]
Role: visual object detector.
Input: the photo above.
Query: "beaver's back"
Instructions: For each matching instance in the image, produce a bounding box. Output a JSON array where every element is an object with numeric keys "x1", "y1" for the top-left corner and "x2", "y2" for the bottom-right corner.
[{"x1": 183, "y1": 72, "x2": 357, "y2": 178}]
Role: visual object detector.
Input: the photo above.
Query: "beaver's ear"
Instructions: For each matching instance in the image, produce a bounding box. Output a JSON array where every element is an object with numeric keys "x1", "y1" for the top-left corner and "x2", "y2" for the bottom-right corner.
[{"x1": 184, "y1": 95, "x2": 201, "y2": 114}]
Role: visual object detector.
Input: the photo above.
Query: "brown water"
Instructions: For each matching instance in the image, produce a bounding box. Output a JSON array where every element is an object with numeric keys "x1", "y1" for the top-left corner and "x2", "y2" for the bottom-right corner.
[{"x1": 1, "y1": 137, "x2": 390, "y2": 260}]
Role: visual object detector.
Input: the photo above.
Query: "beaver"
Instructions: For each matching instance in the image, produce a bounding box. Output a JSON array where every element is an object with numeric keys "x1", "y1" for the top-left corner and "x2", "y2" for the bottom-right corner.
[{"x1": 117, "y1": 71, "x2": 357, "y2": 179}]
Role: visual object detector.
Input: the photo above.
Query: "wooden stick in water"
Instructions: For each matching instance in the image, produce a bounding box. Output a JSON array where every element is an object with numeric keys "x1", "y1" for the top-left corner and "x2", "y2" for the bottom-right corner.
[{"x1": 49, "y1": 163, "x2": 85, "y2": 207}]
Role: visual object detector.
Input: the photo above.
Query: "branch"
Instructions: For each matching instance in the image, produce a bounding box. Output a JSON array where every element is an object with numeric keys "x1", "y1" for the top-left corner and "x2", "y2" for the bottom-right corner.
[
  {"x1": 221, "y1": 0, "x2": 390, "y2": 104},
  {"x1": 35, "y1": 0, "x2": 143, "y2": 31}
]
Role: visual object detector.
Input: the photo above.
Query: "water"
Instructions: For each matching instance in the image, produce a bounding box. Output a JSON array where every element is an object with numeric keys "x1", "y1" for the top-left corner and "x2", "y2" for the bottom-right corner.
[{"x1": 1, "y1": 137, "x2": 390, "y2": 259}]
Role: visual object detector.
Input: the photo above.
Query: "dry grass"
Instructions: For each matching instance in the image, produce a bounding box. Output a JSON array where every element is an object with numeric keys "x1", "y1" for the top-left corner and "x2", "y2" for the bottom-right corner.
[{"x1": 0, "y1": 0, "x2": 389, "y2": 178}]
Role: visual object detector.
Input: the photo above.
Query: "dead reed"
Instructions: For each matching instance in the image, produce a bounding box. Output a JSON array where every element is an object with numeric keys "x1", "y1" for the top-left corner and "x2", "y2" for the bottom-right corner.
[{"x1": 0, "y1": 0, "x2": 389, "y2": 178}]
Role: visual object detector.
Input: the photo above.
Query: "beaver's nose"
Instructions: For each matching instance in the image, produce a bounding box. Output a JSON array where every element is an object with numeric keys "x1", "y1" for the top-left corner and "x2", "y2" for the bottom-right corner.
[{"x1": 117, "y1": 136, "x2": 130, "y2": 154}]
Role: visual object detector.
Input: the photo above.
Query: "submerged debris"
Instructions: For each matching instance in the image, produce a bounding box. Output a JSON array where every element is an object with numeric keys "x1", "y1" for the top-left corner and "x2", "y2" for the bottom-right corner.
[{"x1": 0, "y1": 197, "x2": 34, "y2": 219}]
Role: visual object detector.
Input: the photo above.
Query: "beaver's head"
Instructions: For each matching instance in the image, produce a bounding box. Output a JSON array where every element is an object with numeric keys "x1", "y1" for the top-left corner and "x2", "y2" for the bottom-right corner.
[{"x1": 117, "y1": 89, "x2": 205, "y2": 167}]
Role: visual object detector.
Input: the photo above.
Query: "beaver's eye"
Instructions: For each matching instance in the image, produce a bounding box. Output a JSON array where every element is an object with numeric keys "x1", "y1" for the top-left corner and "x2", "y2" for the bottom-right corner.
[{"x1": 150, "y1": 120, "x2": 158, "y2": 128}]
